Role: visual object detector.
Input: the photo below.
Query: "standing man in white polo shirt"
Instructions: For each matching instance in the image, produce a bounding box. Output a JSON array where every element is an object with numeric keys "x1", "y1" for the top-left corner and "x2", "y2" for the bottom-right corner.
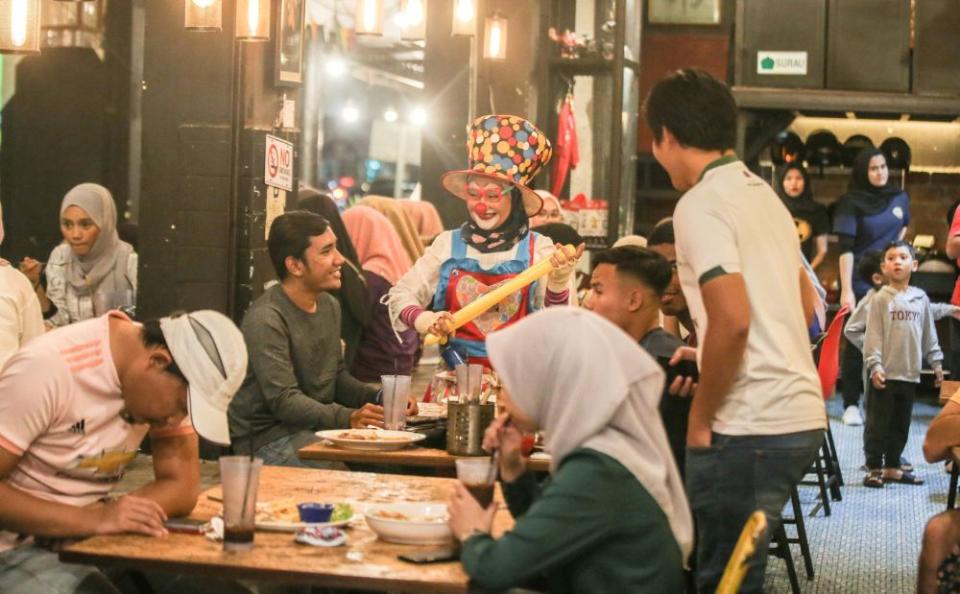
[{"x1": 644, "y1": 69, "x2": 826, "y2": 593}]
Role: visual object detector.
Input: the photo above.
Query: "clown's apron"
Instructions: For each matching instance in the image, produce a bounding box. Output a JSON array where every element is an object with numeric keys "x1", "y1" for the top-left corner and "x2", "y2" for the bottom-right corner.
[{"x1": 432, "y1": 229, "x2": 541, "y2": 367}]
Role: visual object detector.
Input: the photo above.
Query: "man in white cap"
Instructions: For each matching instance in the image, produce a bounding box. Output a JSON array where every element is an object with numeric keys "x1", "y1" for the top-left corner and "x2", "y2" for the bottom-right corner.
[{"x1": 0, "y1": 308, "x2": 246, "y2": 593}]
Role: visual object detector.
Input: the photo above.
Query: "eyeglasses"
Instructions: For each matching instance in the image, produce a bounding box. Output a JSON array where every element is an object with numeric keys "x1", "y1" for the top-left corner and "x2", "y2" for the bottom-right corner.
[{"x1": 465, "y1": 182, "x2": 511, "y2": 205}]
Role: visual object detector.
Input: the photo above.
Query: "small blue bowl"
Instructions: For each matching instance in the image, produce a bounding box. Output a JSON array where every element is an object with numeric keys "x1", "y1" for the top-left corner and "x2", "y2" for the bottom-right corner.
[{"x1": 298, "y1": 503, "x2": 334, "y2": 523}]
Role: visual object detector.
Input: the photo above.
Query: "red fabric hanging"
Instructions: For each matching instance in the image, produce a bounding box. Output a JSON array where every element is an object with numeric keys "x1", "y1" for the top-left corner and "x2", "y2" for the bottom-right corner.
[{"x1": 550, "y1": 95, "x2": 579, "y2": 197}]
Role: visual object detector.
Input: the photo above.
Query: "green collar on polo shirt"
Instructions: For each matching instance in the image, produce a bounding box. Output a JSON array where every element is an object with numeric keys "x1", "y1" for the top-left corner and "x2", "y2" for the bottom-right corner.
[{"x1": 697, "y1": 154, "x2": 739, "y2": 182}]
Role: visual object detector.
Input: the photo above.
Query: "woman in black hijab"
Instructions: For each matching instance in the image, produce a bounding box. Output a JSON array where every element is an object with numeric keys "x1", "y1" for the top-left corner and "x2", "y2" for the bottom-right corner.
[
  {"x1": 776, "y1": 163, "x2": 829, "y2": 269},
  {"x1": 832, "y1": 148, "x2": 910, "y2": 427},
  {"x1": 297, "y1": 186, "x2": 372, "y2": 368}
]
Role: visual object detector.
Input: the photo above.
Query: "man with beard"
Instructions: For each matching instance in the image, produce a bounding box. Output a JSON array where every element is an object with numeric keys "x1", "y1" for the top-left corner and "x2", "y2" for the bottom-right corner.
[{"x1": 388, "y1": 115, "x2": 582, "y2": 366}]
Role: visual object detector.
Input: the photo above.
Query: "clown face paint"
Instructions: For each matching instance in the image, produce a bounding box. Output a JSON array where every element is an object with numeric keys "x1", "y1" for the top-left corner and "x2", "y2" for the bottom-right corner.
[{"x1": 465, "y1": 178, "x2": 514, "y2": 230}]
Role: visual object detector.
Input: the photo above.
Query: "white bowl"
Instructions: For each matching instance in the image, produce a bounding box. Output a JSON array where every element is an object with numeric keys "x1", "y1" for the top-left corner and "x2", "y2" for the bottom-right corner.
[{"x1": 364, "y1": 502, "x2": 454, "y2": 545}]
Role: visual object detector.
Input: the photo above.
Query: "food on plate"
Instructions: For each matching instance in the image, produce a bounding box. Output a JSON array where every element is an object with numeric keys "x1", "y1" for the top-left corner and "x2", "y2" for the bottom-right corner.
[
  {"x1": 256, "y1": 500, "x2": 354, "y2": 525},
  {"x1": 331, "y1": 503, "x2": 354, "y2": 523},
  {"x1": 255, "y1": 499, "x2": 300, "y2": 524},
  {"x1": 336, "y1": 431, "x2": 409, "y2": 442}
]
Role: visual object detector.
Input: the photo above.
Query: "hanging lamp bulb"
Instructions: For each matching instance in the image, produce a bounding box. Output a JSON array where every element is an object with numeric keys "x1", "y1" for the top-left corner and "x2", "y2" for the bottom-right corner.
[
  {"x1": 236, "y1": 0, "x2": 269, "y2": 41},
  {"x1": 185, "y1": 0, "x2": 222, "y2": 31},
  {"x1": 354, "y1": 0, "x2": 383, "y2": 36},
  {"x1": 451, "y1": 0, "x2": 474, "y2": 36},
  {"x1": 400, "y1": 0, "x2": 425, "y2": 40},
  {"x1": 0, "y1": 0, "x2": 40, "y2": 54},
  {"x1": 483, "y1": 12, "x2": 507, "y2": 61}
]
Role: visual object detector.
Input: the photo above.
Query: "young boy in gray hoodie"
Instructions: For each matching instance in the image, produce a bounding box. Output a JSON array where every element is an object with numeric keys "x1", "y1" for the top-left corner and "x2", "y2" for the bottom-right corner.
[
  {"x1": 862, "y1": 240, "x2": 944, "y2": 488},
  {"x1": 847, "y1": 251, "x2": 957, "y2": 352}
]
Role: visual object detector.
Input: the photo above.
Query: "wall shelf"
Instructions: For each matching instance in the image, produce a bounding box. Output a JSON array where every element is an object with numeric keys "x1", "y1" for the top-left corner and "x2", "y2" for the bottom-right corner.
[
  {"x1": 548, "y1": 56, "x2": 640, "y2": 75},
  {"x1": 732, "y1": 86, "x2": 960, "y2": 119}
]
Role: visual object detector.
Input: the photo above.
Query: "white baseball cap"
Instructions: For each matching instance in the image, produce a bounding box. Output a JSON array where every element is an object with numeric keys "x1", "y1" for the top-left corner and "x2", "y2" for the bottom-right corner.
[{"x1": 159, "y1": 310, "x2": 247, "y2": 445}]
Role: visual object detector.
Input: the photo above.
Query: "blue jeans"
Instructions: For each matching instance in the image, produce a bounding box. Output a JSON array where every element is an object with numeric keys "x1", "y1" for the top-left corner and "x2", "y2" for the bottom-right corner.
[
  {"x1": 685, "y1": 430, "x2": 823, "y2": 594},
  {"x1": 255, "y1": 431, "x2": 346, "y2": 470}
]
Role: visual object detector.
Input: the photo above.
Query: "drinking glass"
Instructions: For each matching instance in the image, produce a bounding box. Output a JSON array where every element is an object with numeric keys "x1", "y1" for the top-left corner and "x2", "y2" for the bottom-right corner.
[
  {"x1": 381, "y1": 375, "x2": 412, "y2": 430},
  {"x1": 219, "y1": 456, "x2": 262, "y2": 552},
  {"x1": 455, "y1": 457, "x2": 496, "y2": 508}
]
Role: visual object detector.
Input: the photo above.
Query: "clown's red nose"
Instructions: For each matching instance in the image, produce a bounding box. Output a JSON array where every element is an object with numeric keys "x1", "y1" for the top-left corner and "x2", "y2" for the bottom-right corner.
[{"x1": 474, "y1": 202, "x2": 488, "y2": 216}]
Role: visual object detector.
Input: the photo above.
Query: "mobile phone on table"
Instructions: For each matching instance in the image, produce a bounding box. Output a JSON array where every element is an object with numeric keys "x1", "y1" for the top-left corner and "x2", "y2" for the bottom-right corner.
[
  {"x1": 398, "y1": 547, "x2": 460, "y2": 563},
  {"x1": 164, "y1": 517, "x2": 206, "y2": 534}
]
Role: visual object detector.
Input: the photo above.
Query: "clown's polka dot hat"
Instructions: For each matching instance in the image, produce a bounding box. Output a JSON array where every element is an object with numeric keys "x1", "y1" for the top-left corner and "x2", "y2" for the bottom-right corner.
[{"x1": 441, "y1": 114, "x2": 553, "y2": 217}]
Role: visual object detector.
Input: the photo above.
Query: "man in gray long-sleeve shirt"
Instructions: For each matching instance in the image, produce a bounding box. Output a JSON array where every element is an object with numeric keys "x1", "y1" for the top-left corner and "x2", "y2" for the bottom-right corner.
[
  {"x1": 861, "y1": 241, "x2": 943, "y2": 487},
  {"x1": 228, "y1": 211, "x2": 415, "y2": 465}
]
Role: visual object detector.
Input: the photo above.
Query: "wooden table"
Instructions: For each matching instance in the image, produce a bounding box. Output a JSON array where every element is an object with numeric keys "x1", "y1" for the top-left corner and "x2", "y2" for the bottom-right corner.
[
  {"x1": 61, "y1": 466, "x2": 514, "y2": 593},
  {"x1": 297, "y1": 441, "x2": 552, "y2": 473}
]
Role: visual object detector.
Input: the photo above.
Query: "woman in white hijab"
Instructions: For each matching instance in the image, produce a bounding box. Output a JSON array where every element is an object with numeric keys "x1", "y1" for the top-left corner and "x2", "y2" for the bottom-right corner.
[
  {"x1": 21, "y1": 184, "x2": 137, "y2": 327},
  {"x1": 447, "y1": 307, "x2": 692, "y2": 593}
]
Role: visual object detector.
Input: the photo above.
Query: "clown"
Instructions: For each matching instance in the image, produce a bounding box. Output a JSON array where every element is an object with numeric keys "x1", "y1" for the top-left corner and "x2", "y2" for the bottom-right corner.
[{"x1": 387, "y1": 115, "x2": 582, "y2": 366}]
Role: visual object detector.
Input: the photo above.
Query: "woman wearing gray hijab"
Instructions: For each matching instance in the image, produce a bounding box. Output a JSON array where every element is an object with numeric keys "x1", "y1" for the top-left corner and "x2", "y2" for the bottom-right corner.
[{"x1": 38, "y1": 184, "x2": 137, "y2": 326}]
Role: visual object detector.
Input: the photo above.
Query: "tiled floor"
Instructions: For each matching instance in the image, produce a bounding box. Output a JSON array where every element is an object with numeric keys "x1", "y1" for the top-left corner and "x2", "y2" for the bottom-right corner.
[{"x1": 763, "y1": 396, "x2": 946, "y2": 593}]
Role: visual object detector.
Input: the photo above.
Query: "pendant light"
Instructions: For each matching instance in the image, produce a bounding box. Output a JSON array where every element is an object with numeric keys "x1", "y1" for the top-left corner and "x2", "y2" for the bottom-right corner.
[
  {"x1": 236, "y1": 0, "x2": 269, "y2": 41},
  {"x1": 0, "y1": 0, "x2": 40, "y2": 54},
  {"x1": 451, "y1": 0, "x2": 474, "y2": 36},
  {"x1": 400, "y1": 0, "x2": 424, "y2": 41},
  {"x1": 483, "y1": 12, "x2": 507, "y2": 61},
  {"x1": 354, "y1": 0, "x2": 383, "y2": 36},
  {"x1": 185, "y1": 0, "x2": 222, "y2": 31}
]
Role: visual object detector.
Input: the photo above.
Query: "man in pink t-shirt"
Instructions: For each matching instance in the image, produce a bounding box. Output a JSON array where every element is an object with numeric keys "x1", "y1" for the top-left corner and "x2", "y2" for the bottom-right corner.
[{"x1": 0, "y1": 309, "x2": 246, "y2": 593}]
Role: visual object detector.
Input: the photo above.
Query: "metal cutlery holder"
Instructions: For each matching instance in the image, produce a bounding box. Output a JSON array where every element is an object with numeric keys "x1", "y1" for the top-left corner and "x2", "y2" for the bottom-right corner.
[{"x1": 446, "y1": 402, "x2": 495, "y2": 456}]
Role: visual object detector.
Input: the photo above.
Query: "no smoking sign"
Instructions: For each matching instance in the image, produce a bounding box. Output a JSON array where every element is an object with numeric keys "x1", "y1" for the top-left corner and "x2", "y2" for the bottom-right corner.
[{"x1": 264, "y1": 135, "x2": 293, "y2": 191}]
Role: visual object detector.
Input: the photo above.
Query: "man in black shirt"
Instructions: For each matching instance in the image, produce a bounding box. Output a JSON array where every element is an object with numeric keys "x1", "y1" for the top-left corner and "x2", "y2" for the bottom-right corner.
[{"x1": 584, "y1": 245, "x2": 696, "y2": 474}]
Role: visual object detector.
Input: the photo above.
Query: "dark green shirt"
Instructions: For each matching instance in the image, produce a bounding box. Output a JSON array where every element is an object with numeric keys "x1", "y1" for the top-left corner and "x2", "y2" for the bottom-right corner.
[
  {"x1": 227, "y1": 285, "x2": 379, "y2": 453},
  {"x1": 461, "y1": 448, "x2": 684, "y2": 593}
]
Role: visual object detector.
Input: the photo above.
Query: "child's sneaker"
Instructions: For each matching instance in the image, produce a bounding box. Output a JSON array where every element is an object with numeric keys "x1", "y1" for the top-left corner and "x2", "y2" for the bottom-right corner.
[
  {"x1": 900, "y1": 456, "x2": 913, "y2": 472},
  {"x1": 843, "y1": 405, "x2": 864, "y2": 426}
]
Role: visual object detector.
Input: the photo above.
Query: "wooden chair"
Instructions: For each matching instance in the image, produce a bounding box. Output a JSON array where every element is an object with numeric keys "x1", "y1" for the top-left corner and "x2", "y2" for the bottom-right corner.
[{"x1": 716, "y1": 511, "x2": 768, "y2": 594}]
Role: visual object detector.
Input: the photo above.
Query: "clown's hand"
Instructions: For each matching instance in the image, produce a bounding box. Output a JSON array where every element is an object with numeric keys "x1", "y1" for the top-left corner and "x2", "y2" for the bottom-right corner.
[
  {"x1": 414, "y1": 310, "x2": 455, "y2": 339},
  {"x1": 548, "y1": 243, "x2": 585, "y2": 291}
]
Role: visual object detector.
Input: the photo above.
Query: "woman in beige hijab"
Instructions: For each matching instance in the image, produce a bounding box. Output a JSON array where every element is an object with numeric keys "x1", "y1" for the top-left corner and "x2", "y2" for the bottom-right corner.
[
  {"x1": 447, "y1": 307, "x2": 691, "y2": 593},
  {"x1": 357, "y1": 196, "x2": 424, "y2": 264}
]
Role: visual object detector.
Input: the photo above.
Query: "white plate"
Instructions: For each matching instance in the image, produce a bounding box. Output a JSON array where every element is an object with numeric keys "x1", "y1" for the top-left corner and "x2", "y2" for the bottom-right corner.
[
  {"x1": 364, "y1": 502, "x2": 453, "y2": 545},
  {"x1": 315, "y1": 429, "x2": 426, "y2": 451},
  {"x1": 256, "y1": 516, "x2": 353, "y2": 533}
]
